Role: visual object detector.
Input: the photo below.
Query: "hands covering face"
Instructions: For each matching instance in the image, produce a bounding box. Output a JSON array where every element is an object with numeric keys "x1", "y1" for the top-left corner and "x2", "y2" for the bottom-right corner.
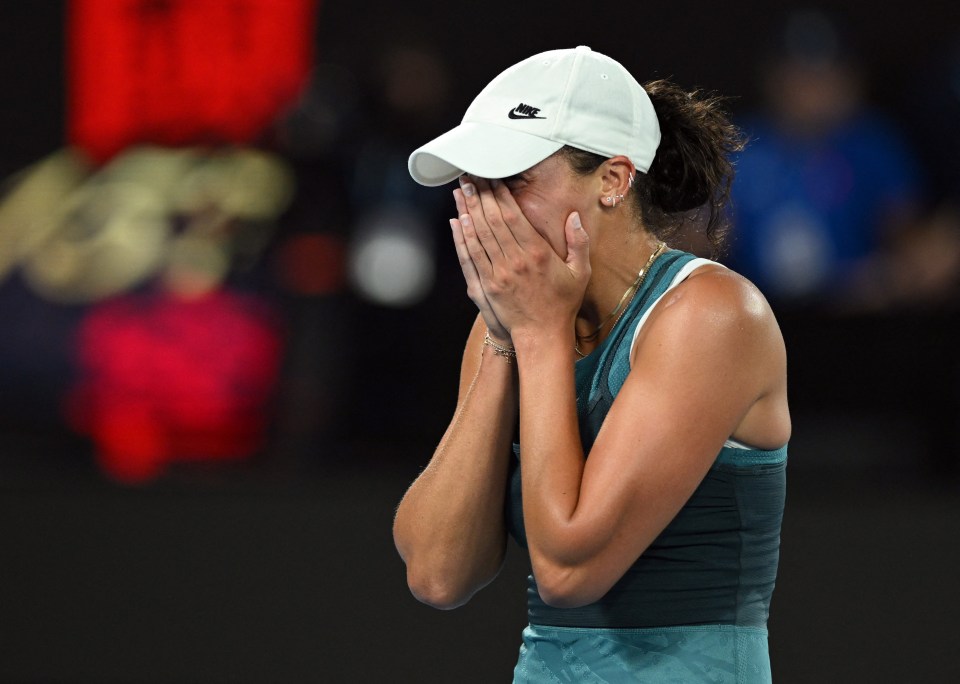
[{"x1": 450, "y1": 175, "x2": 591, "y2": 346}]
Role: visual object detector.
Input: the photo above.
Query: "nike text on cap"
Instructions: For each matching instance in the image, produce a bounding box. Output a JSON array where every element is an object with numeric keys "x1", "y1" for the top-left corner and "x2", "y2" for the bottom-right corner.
[{"x1": 408, "y1": 46, "x2": 661, "y2": 187}]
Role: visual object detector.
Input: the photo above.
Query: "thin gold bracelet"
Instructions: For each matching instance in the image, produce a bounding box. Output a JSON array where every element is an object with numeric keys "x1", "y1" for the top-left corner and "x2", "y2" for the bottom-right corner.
[{"x1": 483, "y1": 331, "x2": 516, "y2": 363}]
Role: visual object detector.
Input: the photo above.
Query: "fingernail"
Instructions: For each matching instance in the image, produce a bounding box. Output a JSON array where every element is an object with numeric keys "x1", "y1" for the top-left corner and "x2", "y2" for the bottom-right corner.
[
  {"x1": 572, "y1": 212, "x2": 582, "y2": 229},
  {"x1": 462, "y1": 183, "x2": 475, "y2": 197},
  {"x1": 460, "y1": 214, "x2": 472, "y2": 226}
]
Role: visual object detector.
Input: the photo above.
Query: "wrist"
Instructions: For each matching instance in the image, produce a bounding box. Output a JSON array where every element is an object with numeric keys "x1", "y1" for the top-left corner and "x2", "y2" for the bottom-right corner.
[
  {"x1": 484, "y1": 328, "x2": 513, "y2": 347},
  {"x1": 510, "y1": 324, "x2": 575, "y2": 357},
  {"x1": 483, "y1": 330, "x2": 517, "y2": 363}
]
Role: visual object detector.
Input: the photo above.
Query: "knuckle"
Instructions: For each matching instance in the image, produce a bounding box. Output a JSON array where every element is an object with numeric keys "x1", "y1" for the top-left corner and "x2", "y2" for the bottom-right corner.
[{"x1": 529, "y1": 247, "x2": 547, "y2": 264}]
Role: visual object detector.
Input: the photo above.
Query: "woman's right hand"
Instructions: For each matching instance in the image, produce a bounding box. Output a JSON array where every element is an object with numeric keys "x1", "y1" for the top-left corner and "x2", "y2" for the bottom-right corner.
[{"x1": 451, "y1": 185, "x2": 512, "y2": 344}]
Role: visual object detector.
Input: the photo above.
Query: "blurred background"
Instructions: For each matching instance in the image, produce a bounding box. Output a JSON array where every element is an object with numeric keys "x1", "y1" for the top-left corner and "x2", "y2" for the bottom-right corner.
[{"x1": 0, "y1": 1, "x2": 957, "y2": 682}]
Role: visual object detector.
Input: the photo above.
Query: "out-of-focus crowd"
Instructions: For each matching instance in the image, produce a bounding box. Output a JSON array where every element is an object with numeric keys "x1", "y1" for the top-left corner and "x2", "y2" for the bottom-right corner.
[{"x1": 723, "y1": 10, "x2": 960, "y2": 313}]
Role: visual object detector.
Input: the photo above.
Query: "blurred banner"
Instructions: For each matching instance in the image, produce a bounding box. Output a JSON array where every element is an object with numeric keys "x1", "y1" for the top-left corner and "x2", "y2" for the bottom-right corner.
[
  {"x1": 0, "y1": 144, "x2": 298, "y2": 483},
  {"x1": 0, "y1": 0, "x2": 339, "y2": 483},
  {"x1": 68, "y1": 0, "x2": 318, "y2": 162}
]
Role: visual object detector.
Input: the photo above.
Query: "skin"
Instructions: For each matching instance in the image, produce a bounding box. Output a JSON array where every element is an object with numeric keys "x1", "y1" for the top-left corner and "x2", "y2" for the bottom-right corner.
[{"x1": 392, "y1": 152, "x2": 790, "y2": 609}]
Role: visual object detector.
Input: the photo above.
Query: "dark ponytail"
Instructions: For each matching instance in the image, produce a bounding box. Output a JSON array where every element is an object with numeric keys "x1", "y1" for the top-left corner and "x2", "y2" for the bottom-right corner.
[
  {"x1": 561, "y1": 79, "x2": 745, "y2": 256},
  {"x1": 641, "y1": 79, "x2": 744, "y2": 253}
]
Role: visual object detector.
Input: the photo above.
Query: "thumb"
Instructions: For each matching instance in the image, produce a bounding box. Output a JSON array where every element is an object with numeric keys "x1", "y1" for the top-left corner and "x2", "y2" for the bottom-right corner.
[{"x1": 564, "y1": 212, "x2": 590, "y2": 275}]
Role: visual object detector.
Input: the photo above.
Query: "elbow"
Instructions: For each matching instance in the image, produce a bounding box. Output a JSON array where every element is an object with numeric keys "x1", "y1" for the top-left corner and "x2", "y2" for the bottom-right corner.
[
  {"x1": 537, "y1": 584, "x2": 596, "y2": 610},
  {"x1": 394, "y1": 522, "x2": 463, "y2": 608},
  {"x1": 533, "y1": 564, "x2": 604, "y2": 609},
  {"x1": 406, "y1": 569, "x2": 472, "y2": 610}
]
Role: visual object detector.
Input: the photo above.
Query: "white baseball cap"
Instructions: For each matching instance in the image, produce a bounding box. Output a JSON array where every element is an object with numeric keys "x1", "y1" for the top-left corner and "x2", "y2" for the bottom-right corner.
[{"x1": 408, "y1": 46, "x2": 661, "y2": 187}]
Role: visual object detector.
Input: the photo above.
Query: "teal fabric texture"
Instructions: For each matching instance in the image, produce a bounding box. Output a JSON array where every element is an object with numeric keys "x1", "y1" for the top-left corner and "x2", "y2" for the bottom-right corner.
[{"x1": 513, "y1": 624, "x2": 771, "y2": 683}]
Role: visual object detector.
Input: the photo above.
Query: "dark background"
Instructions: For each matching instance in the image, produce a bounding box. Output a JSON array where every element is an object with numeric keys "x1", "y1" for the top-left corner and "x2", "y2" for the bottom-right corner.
[{"x1": 1, "y1": 1, "x2": 959, "y2": 682}]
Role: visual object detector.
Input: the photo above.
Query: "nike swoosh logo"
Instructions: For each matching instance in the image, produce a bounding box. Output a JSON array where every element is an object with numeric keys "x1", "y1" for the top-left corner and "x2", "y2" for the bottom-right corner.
[{"x1": 508, "y1": 109, "x2": 546, "y2": 120}]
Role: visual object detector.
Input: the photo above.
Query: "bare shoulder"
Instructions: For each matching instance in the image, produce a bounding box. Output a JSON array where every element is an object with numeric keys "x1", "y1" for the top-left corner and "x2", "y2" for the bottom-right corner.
[
  {"x1": 633, "y1": 263, "x2": 783, "y2": 364},
  {"x1": 683, "y1": 264, "x2": 774, "y2": 322}
]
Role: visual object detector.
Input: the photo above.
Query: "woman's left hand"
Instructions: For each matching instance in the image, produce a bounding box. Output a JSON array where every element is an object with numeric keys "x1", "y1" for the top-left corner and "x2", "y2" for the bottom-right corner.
[{"x1": 451, "y1": 176, "x2": 591, "y2": 342}]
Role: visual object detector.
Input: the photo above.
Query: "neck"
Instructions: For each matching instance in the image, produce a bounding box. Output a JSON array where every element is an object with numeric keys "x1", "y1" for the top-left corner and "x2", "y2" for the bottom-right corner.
[{"x1": 575, "y1": 228, "x2": 663, "y2": 348}]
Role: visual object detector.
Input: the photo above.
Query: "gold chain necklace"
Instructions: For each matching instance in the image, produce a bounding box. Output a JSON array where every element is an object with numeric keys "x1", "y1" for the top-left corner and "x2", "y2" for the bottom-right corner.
[{"x1": 575, "y1": 241, "x2": 666, "y2": 358}]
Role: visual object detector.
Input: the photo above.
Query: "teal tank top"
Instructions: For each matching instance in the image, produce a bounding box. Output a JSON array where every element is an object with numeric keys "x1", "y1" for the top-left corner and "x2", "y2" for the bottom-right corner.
[{"x1": 505, "y1": 250, "x2": 787, "y2": 631}]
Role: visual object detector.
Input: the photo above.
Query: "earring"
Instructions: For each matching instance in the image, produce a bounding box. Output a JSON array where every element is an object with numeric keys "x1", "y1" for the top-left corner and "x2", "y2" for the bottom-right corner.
[
  {"x1": 605, "y1": 193, "x2": 626, "y2": 207},
  {"x1": 628, "y1": 173, "x2": 635, "y2": 188}
]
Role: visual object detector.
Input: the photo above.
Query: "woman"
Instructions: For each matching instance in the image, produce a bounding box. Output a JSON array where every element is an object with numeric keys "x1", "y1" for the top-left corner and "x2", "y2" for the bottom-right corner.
[{"x1": 394, "y1": 46, "x2": 789, "y2": 682}]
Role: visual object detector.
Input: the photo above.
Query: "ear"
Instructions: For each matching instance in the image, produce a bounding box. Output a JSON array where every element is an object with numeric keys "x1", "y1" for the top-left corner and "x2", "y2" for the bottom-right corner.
[{"x1": 597, "y1": 155, "x2": 636, "y2": 207}]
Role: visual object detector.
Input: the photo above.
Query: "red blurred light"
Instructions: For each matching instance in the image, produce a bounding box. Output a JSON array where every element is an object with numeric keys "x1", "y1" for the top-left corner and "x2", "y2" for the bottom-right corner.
[
  {"x1": 68, "y1": 0, "x2": 318, "y2": 162},
  {"x1": 69, "y1": 287, "x2": 284, "y2": 483}
]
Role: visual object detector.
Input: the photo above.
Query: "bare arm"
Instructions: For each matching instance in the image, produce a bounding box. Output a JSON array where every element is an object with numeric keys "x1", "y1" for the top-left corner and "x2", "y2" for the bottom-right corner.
[{"x1": 392, "y1": 314, "x2": 518, "y2": 609}]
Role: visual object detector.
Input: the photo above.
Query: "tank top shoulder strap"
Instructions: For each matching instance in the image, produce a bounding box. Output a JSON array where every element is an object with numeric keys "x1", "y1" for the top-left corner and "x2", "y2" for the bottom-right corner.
[
  {"x1": 627, "y1": 257, "x2": 723, "y2": 357},
  {"x1": 601, "y1": 251, "x2": 704, "y2": 399},
  {"x1": 576, "y1": 250, "x2": 698, "y2": 412}
]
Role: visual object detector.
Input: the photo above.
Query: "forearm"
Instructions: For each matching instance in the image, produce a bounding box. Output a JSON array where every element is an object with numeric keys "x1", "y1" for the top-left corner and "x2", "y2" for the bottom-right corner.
[
  {"x1": 513, "y1": 329, "x2": 591, "y2": 565},
  {"x1": 513, "y1": 329, "x2": 629, "y2": 607},
  {"x1": 393, "y1": 342, "x2": 518, "y2": 608}
]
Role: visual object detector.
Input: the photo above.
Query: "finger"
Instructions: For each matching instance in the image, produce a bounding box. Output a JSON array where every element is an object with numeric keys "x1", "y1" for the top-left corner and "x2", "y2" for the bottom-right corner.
[
  {"x1": 453, "y1": 186, "x2": 467, "y2": 218},
  {"x1": 460, "y1": 177, "x2": 507, "y2": 260},
  {"x1": 473, "y1": 177, "x2": 524, "y2": 255},
  {"x1": 451, "y1": 218, "x2": 502, "y2": 325},
  {"x1": 450, "y1": 217, "x2": 483, "y2": 291},
  {"x1": 456, "y1": 210, "x2": 495, "y2": 281},
  {"x1": 564, "y1": 212, "x2": 591, "y2": 279},
  {"x1": 488, "y1": 178, "x2": 541, "y2": 249}
]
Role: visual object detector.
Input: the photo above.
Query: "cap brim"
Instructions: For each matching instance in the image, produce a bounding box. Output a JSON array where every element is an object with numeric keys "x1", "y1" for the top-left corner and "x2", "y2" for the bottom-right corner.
[{"x1": 408, "y1": 122, "x2": 565, "y2": 187}]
